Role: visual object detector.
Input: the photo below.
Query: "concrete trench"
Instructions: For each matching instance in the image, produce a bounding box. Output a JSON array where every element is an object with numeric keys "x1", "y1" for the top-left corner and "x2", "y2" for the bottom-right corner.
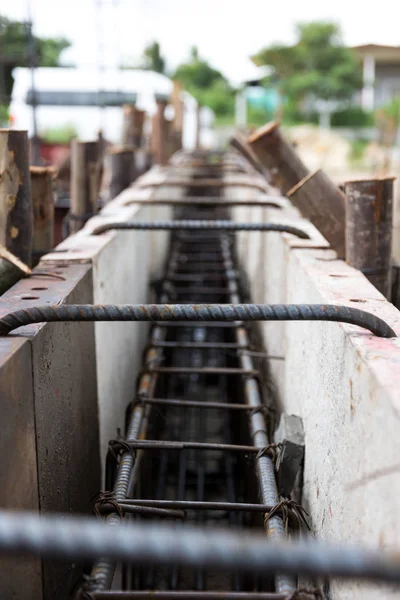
[{"x1": 0, "y1": 151, "x2": 400, "y2": 599}]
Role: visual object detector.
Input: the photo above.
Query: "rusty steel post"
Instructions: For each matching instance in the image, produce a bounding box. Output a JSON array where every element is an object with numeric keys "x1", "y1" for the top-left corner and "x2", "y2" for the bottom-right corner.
[
  {"x1": 30, "y1": 166, "x2": 55, "y2": 263},
  {"x1": 345, "y1": 177, "x2": 394, "y2": 298},
  {"x1": 122, "y1": 105, "x2": 146, "y2": 148},
  {"x1": 0, "y1": 129, "x2": 33, "y2": 265},
  {"x1": 70, "y1": 140, "x2": 102, "y2": 234},
  {"x1": 229, "y1": 131, "x2": 269, "y2": 180},
  {"x1": 108, "y1": 147, "x2": 136, "y2": 199},
  {"x1": 248, "y1": 122, "x2": 308, "y2": 193},
  {"x1": 248, "y1": 122, "x2": 346, "y2": 258},
  {"x1": 151, "y1": 99, "x2": 168, "y2": 166}
]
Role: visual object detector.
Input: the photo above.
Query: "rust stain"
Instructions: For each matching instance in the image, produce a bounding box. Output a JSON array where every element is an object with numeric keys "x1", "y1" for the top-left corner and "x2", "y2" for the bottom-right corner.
[
  {"x1": 349, "y1": 379, "x2": 355, "y2": 415},
  {"x1": 10, "y1": 227, "x2": 19, "y2": 239},
  {"x1": 373, "y1": 180, "x2": 384, "y2": 224},
  {"x1": 7, "y1": 194, "x2": 16, "y2": 210}
]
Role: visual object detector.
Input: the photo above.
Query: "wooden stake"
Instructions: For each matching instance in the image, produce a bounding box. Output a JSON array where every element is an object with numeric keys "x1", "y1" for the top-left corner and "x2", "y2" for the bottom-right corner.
[
  {"x1": 0, "y1": 129, "x2": 33, "y2": 265},
  {"x1": 249, "y1": 122, "x2": 346, "y2": 258},
  {"x1": 345, "y1": 177, "x2": 394, "y2": 298},
  {"x1": 30, "y1": 166, "x2": 55, "y2": 262},
  {"x1": 108, "y1": 147, "x2": 136, "y2": 199},
  {"x1": 70, "y1": 140, "x2": 102, "y2": 234}
]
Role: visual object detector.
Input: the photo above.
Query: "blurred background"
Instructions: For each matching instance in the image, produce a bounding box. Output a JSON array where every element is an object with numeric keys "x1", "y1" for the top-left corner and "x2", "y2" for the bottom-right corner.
[{"x1": 2, "y1": 0, "x2": 400, "y2": 182}]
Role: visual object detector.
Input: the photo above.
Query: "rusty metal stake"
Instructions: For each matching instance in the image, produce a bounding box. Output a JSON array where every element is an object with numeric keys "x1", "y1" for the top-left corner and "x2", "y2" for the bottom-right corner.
[{"x1": 345, "y1": 177, "x2": 394, "y2": 297}]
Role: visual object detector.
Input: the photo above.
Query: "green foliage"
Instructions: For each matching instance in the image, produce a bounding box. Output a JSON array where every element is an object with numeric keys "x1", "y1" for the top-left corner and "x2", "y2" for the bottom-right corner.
[
  {"x1": 194, "y1": 80, "x2": 235, "y2": 118},
  {"x1": 173, "y1": 48, "x2": 235, "y2": 118},
  {"x1": 173, "y1": 55, "x2": 225, "y2": 91},
  {"x1": 253, "y1": 21, "x2": 362, "y2": 107},
  {"x1": 42, "y1": 124, "x2": 77, "y2": 143},
  {"x1": 35, "y1": 36, "x2": 70, "y2": 67},
  {"x1": 349, "y1": 138, "x2": 369, "y2": 166},
  {"x1": 330, "y1": 106, "x2": 374, "y2": 128},
  {"x1": 0, "y1": 104, "x2": 9, "y2": 125},
  {"x1": 141, "y1": 41, "x2": 166, "y2": 74},
  {"x1": 247, "y1": 104, "x2": 274, "y2": 127},
  {"x1": 376, "y1": 96, "x2": 400, "y2": 124},
  {"x1": 0, "y1": 14, "x2": 70, "y2": 104}
]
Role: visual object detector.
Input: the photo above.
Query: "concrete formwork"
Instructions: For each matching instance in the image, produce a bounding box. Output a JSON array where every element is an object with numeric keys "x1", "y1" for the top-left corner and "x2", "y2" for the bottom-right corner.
[
  {"x1": 2, "y1": 161, "x2": 400, "y2": 598},
  {"x1": 0, "y1": 264, "x2": 99, "y2": 599},
  {"x1": 41, "y1": 168, "x2": 176, "y2": 470},
  {"x1": 0, "y1": 168, "x2": 176, "y2": 597},
  {"x1": 227, "y1": 176, "x2": 400, "y2": 600}
]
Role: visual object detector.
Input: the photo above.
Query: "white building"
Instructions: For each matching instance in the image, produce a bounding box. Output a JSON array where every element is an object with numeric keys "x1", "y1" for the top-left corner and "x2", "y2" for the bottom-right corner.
[{"x1": 10, "y1": 67, "x2": 215, "y2": 148}]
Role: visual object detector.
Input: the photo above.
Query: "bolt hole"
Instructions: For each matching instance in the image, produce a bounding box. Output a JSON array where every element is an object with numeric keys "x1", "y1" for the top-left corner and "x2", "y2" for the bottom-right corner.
[
  {"x1": 20, "y1": 295, "x2": 39, "y2": 300},
  {"x1": 349, "y1": 298, "x2": 366, "y2": 303},
  {"x1": 31, "y1": 287, "x2": 48, "y2": 291},
  {"x1": 54, "y1": 271, "x2": 64, "y2": 274},
  {"x1": 329, "y1": 274, "x2": 347, "y2": 278}
]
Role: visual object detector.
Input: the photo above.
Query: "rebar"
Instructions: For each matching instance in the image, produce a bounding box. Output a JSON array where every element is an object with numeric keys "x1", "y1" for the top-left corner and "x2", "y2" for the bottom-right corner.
[
  {"x1": 1, "y1": 512, "x2": 400, "y2": 584},
  {"x1": 0, "y1": 303, "x2": 395, "y2": 337},
  {"x1": 91, "y1": 221, "x2": 309, "y2": 237}
]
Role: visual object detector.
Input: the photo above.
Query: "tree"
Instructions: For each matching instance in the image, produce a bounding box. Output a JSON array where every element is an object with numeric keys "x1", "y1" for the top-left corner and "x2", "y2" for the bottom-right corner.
[
  {"x1": 0, "y1": 14, "x2": 70, "y2": 110},
  {"x1": 172, "y1": 48, "x2": 235, "y2": 118},
  {"x1": 173, "y1": 50, "x2": 225, "y2": 91},
  {"x1": 141, "y1": 41, "x2": 166, "y2": 74},
  {"x1": 252, "y1": 22, "x2": 362, "y2": 117}
]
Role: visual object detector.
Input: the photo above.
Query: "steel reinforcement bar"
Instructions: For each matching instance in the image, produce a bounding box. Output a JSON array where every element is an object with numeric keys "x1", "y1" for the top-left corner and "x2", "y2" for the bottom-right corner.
[
  {"x1": 91, "y1": 222, "x2": 309, "y2": 237},
  {"x1": 0, "y1": 303, "x2": 395, "y2": 337},
  {"x1": 0, "y1": 512, "x2": 399, "y2": 584}
]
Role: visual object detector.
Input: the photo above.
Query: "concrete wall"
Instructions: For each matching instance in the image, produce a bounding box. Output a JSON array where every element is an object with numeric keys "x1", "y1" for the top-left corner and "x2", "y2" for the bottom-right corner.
[
  {"x1": 227, "y1": 176, "x2": 400, "y2": 600},
  {"x1": 42, "y1": 170, "x2": 176, "y2": 470},
  {"x1": 0, "y1": 168, "x2": 176, "y2": 597}
]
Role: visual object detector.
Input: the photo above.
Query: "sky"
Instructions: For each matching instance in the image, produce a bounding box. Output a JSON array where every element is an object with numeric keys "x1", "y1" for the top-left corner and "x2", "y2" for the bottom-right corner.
[{"x1": 3, "y1": 0, "x2": 400, "y2": 85}]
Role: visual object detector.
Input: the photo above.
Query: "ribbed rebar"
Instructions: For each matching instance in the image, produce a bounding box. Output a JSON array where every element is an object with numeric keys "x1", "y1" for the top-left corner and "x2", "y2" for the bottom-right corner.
[
  {"x1": 91, "y1": 221, "x2": 309, "y2": 238},
  {"x1": 0, "y1": 303, "x2": 395, "y2": 337},
  {"x1": 0, "y1": 512, "x2": 400, "y2": 583}
]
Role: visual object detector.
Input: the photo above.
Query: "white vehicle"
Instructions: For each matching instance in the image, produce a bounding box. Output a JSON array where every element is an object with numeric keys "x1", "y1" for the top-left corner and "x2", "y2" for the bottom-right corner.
[{"x1": 10, "y1": 67, "x2": 215, "y2": 148}]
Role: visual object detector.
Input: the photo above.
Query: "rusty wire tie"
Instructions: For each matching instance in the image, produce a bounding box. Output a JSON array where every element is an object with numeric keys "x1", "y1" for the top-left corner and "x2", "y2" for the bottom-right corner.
[
  {"x1": 93, "y1": 491, "x2": 124, "y2": 519},
  {"x1": 93, "y1": 492, "x2": 186, "y2": 521},
  {"x1": 264, "y1": 499, "x2": 310, "y2": 533},
  {"x1": 255, "y1": 443, "x2": 283, "y2": 470},
  {"x1": 108, "y1": 438, "x2": 137, "y2": 463}
]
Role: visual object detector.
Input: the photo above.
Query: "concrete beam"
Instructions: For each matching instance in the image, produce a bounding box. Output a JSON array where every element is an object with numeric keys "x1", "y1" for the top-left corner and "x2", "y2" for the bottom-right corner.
[{"x1": 229, "y1": 173, "x2": 400, "y2": 600}]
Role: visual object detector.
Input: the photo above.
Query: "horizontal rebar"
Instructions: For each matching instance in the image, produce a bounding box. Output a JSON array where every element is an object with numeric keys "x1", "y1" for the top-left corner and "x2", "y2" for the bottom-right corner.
[
  {"x1": 123, "y1": 197, "x2": 283, "y2": 208},
  {"x1": 92, "y1": 591, "x2": 289, "y2": 599},
  {"x1": 119, "y1": 500, "x2": 275, "y2": 512},
  {"x1": 0, "y1": 303, "x2": 395, "y2": 337},
  {"x1": 135, "y1": 398, "x2": 253, "y2": 411},
  {"x1": 144, "y1": 367, "x2": 258, "y2": 376},
  {"x1": 91, "y1": 221, "x2": 309, "y2": 238},
  {"x1": 148, "y1": 341, "x2": 243, "y2": 350},
  {"x1": 113, "y1": 440, "x2": 263, "y2": 453},
  {"x1": 1, "y1": 512, "x2": 400, "y2": 583}
]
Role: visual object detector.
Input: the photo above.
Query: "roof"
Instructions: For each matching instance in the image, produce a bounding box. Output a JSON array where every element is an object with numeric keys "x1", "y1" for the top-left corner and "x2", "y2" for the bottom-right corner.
[
  {"x1": 11, "y1": 67, "x2": 192, "y2": 114},
  {"x1": 352, "y1": 44, "x2": 400, "y2": 63}
]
